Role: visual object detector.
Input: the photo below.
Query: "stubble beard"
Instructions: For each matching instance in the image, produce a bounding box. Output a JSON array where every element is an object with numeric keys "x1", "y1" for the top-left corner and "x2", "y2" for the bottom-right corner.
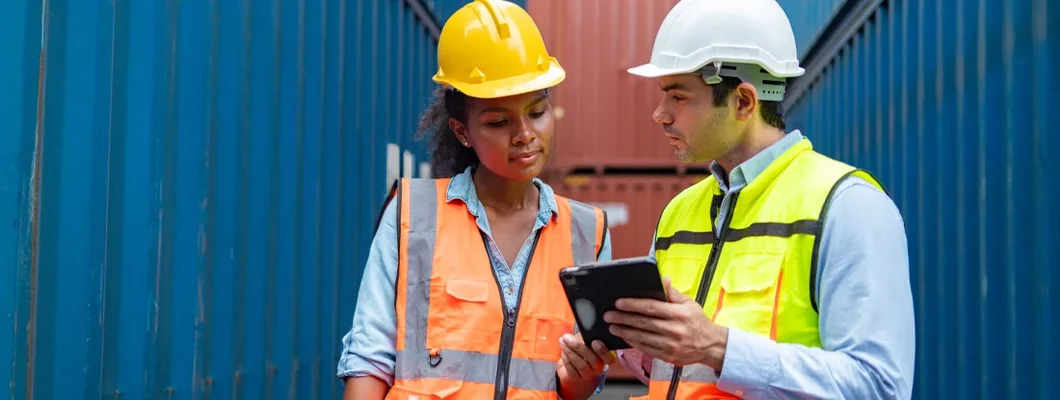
[{"x1": 682, "y1": 109, "x2": 733, "y2": 164}]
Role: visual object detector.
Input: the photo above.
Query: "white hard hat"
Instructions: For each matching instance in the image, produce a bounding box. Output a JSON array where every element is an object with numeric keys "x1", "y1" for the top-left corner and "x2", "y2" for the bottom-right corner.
[{"x1": 627, "y1": 0, "x2": 804, "y2": 102}]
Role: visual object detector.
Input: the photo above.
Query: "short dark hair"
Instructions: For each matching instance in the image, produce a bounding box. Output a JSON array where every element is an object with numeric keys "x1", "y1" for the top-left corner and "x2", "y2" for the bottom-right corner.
[
  {"x1": 416, "y1": 86, "x2": 479, "y2": 178},
  {"x1": 709, "y1": 76, "x2": 786, "y2": 131}
]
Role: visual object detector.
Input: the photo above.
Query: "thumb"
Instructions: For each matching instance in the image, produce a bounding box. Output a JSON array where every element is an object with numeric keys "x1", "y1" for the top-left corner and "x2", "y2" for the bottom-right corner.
[{"x1": 662, "y1": 276, "x2": 689, "y2": 303}]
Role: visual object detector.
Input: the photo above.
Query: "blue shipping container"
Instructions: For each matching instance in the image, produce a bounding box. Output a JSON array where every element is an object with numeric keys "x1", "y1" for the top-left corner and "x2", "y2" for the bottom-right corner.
[
  {"x1": 776, "y1": 0, "x2": 848, "y2": 59},
  {"x1": 781, "y1": 0, "x2": 1058, "y2": 398},
  {"x1": 0, "y1": 0, "x2": 529, "y2": 398}
]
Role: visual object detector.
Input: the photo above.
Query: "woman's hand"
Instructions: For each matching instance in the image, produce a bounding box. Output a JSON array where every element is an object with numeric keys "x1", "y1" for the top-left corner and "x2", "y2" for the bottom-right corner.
[{"x1": 557, "y1": 333, "x2": 616, "y2": 400}]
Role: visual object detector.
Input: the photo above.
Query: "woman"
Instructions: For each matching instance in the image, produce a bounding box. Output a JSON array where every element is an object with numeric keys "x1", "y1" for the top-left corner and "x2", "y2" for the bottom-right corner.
[{"x1": 338, "y1": 1, "x2": 616, "y2": 399}]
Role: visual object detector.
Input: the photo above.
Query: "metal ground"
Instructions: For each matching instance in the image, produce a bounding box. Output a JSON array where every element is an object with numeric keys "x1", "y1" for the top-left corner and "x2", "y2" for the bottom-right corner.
[{"x1": 593, "y1": 380, "x2": 648, "y2": 399}]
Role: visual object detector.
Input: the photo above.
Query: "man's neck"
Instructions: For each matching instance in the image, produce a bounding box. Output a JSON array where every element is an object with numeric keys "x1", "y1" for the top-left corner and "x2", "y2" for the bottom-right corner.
[{"x1": 714, "y1": 127, "x2": 786, "y2": 176}]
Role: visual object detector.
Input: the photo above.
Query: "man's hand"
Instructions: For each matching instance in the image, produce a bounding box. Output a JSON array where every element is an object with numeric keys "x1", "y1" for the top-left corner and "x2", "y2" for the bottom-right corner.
[
  {"x1": 604, "y1": 277, "x2": 729, "y2": 370},
  {"x1": 557, "y1": 333, "x2": 615, "y2": 400}
]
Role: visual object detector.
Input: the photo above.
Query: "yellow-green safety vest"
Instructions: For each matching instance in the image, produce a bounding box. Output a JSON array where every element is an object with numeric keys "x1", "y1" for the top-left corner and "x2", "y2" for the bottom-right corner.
[{"x1": 645, "y1": 137, "x2": 889, "y2": 400}]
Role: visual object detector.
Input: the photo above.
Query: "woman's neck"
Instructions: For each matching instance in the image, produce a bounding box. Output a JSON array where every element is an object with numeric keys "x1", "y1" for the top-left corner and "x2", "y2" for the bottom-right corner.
[{"x1": 472, "y1": 167, "x2": 539, "y2": 212}]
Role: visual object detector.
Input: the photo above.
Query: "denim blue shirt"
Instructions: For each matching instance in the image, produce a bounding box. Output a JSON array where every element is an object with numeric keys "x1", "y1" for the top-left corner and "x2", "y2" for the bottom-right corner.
[
  {"x1": 337, "y1": 166, "x2": 613, "y2": 393},
  {"x1": 621, "y1": 131, "x2": 916, "y2": 399}
]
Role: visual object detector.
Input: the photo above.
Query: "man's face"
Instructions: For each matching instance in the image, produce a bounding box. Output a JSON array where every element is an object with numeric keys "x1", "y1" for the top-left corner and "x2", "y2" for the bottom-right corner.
[{"x1": 652, "y1": 73, "x2": 739, "y2": 163}]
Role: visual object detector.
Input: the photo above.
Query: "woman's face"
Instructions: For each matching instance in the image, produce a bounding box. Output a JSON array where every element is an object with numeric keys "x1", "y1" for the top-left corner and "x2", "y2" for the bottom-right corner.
[{"x1": 449, "y1": 89, "x2": 555, "y2": 181}]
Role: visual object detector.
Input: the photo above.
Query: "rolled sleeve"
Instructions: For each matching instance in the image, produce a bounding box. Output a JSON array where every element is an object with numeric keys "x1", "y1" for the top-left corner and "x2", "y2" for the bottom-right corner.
[{"x1": 336, "y1": 199, "x2": 400, "y2": 386}]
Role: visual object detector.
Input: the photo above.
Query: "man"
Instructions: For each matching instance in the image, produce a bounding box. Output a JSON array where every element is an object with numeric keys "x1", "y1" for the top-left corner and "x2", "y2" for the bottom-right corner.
[{"x1": 599, "y1": 0, "x2": 915, "y2": 398}]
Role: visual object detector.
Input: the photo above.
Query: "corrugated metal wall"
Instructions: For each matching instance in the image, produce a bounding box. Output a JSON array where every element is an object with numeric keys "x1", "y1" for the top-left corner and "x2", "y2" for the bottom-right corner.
[
  {"x1": 546, "y1": 175, "x2": 704, "y2": 260},
  {"x1": 776, "y1": 0, "x2": 847, "y2": 59},
  {"x1": 0, "y1": 0, "x2": 528, "y2": 398},
  {"x1": 529, "y1": 0, "x2": 688, "y2": 172},
  {"x1": 782, "y1": 0, "x2": 1058, "y2": 398}
]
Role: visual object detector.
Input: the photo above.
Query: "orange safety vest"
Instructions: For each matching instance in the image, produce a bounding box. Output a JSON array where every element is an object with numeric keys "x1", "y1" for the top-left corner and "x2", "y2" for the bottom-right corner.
[{"x1": 383, "y1": 178, "x2": 607, "y2": 400}]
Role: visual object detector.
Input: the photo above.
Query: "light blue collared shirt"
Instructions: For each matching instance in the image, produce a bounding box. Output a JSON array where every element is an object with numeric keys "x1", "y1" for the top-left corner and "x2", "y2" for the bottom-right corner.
[
  {"x1": 628, "y1": 131, "x2": 916, "y2": 399},
  {"x1": 337, "y1": 166, "x2": 613, "y2": 394}
]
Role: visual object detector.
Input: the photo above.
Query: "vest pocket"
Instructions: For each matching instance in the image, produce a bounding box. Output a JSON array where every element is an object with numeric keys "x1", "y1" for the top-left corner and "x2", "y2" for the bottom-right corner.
[
  {"x1": 529, "y1": 315, "x2": 573, "y2": 360},
  {"x1": 430, "y1": 277, "x2": 497, "y2": 342},
  {"x1": 658, "y1": 256, "x2": 708, "y2": 300},
  {"x1": 444, "y1": 278, "x2": 490, "y2": 303},
  {"x1": 713, "y1": 250, "x2": 785, "y2": 338}
]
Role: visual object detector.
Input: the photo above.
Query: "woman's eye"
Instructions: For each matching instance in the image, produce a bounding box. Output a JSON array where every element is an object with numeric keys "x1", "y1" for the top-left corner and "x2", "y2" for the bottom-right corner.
[
  {"x1": 487, "y1": 120, "x2": 507, "y2": 127},
  {"x1": 529, "y1": 110, "x2": 546, "y2": 118}
]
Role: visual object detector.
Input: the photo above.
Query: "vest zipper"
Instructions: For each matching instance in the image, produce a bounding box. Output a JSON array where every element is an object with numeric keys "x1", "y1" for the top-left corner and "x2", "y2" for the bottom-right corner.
[
  {"x1": 665, "y1": 192, "x2": 739, "y2": 400},
  {"x1": 483, "y1": 230, "x2": 542, "y2": 400}
]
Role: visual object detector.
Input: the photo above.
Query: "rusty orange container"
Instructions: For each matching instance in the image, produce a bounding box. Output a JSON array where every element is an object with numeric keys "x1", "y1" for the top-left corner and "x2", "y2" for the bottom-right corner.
[
  {"x1": 529, "y1": 0, "x2": 684, "y2": 172},
  {"x1": 546, "y1": 174, "x2": 703, "y2": 263}
]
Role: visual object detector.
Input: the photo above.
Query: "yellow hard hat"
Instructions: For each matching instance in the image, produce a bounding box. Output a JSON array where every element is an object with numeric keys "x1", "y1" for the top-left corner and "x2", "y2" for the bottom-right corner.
[{"x1": 433, "y1": 0, "x2": 564, "y2": 99}]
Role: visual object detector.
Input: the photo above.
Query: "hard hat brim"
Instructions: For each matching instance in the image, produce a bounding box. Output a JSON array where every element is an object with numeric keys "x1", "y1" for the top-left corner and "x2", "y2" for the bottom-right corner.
[
  {"x1": 628, "y1": 59, "x2": 806, "y2": 79},
  {"x1": 626, "y1": 63, "x2": 692, "y2": 78},
  {"x1": 434, "y1": 59, "x2": 566, "y2": 99}
]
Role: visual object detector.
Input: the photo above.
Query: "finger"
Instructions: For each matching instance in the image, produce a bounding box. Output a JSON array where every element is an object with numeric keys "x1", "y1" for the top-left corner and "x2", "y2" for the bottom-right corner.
[
  {"x1": 625, "y1": 339, "x2": 671, "y2": 364},
  {"x1": 565, "y1": 335, "x2": 604, "y2": 370},
  {"x1": 663, "y1": 277, "x2": 691, "y2": 303},
  {"x1": 609, "y1": 324, "x2": 672, "y2": 358},
  {"x1": 603, "y1": 310, "x2": 670, "y2": 334},
  {"x1": 614, "y1": 298, "x2": 674, "y2": 318},
  {"x1": 560, "y1": 336, "x2": 590, "y2": 378},
  {"x1": 590, "y1": 341, "x2": 617, "y2": 365},
  {"x1": 562, "y1": 357, "x2": 583, "y2": 381},
  {"x1": 556, "y1": 360, "x2": 569, "y2": 378}
]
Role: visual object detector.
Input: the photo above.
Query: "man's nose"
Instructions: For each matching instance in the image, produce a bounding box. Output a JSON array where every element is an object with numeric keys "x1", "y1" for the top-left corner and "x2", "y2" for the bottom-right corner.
[{"x1": 653, "y1": 105, "x2": 672, "y2": 125}]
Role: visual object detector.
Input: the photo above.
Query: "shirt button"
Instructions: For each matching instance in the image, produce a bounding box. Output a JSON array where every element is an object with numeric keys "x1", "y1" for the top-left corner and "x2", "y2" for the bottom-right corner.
[{"x1": 506, "y1": 287, "x2": 513, "y2": 294}]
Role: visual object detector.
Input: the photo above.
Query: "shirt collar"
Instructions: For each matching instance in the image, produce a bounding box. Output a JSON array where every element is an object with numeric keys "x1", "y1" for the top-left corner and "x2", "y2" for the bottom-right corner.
[
  {"x1": 445, "y1": 166, "x2": 559, "y2": 226},
  {"x1": 709, "y1": 130, "x2": 806, "y2": 193}
]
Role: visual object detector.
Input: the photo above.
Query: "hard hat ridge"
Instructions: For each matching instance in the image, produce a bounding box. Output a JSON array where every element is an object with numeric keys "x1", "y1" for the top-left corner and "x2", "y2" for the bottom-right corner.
[{"x1": 432, "y1": 0, "x2": 565, "y2": 99}]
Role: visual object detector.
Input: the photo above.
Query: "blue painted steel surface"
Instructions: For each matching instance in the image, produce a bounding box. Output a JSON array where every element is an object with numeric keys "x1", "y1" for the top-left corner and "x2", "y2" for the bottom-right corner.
[
  {"x1": 0, "y1": 1, "x2": 41, "y2": 399},
  {"x1": 429, "y1": 0, "x2": 527, "y2": 29},
  {"x1": 776, "y1": 0, "x2": 848, "y2": 58},
  {"x1": 0, "y1": 0, "x2": 458, "y2": 398},
  {"x1": 783, "y1": 0, "x2": 1058, "y2": 398}
]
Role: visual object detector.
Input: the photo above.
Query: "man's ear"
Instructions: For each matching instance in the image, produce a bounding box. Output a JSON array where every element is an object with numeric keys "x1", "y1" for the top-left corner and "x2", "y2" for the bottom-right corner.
[
  {"x1": 733, "y1": 82, "x2": 759, "y2": 122},
  {"x1": 449, "y1": 117, "x2": 470, "y2": 146}
]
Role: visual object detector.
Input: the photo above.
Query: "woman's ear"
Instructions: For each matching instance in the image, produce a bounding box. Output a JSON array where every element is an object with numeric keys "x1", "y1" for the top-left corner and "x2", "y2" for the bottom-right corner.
[{"x1": 449, "y1": 117, "x2": 470, "y2": 147}]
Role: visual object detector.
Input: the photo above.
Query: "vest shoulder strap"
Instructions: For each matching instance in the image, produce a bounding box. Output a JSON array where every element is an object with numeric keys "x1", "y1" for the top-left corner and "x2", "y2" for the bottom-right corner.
[
  {"x1": 383, "y1": 178, "x2": 450, "y2": 243},
  {"x1": 560, "y1": 196, "x2": 608, "y2": 265},
  {"x1": 374, "y1": 178, "x2": 401, "y2": 234},
  {"x1": 801, "y1": 154, "x2": 888, "y2": 311},
  {"x1": 655, "y1": 176, "x2": 720, "y2": 244}
]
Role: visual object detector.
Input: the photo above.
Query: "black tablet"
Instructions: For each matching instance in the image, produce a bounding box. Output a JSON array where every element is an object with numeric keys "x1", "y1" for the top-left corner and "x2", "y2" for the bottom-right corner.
[{"x1": 558, "y1": 256, "x2": 668, "y2": 350}]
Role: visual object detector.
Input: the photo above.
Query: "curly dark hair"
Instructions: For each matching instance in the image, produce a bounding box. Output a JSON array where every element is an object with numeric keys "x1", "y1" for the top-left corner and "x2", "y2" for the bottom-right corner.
[{"x1": 416, "y1": 86, "x2": 479, "y2": 178}]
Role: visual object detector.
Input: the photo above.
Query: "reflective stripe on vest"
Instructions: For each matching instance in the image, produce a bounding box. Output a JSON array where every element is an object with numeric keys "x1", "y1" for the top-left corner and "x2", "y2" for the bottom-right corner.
[
  {"x1": 647, "y1": 138, "x2": 888, "y2": 400},
  {"x1": 389, "y1": 178, "x2": 605, "y2": 400}
]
